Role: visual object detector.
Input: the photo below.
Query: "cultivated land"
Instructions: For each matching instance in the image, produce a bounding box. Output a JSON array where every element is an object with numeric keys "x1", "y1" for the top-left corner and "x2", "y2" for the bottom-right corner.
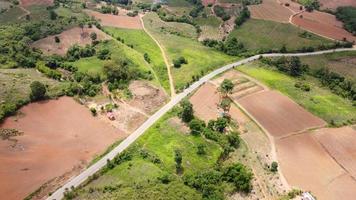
[
  {"x1": 194, "y1": 15, "x2": 223, "y2": 40},
  {"x1": 20, "y1": 0, "x2": 53, "y2": 7},
  {"x1": 229, "y1": 19, "x2": 333, "y2": 52},
  {"x1": 103, "y1": 27, "x2": 170, "y2": 93},
  {"x1": 300, "y1": 51, "x2": 356, "y2": 79},
  {"x1": 31, "y1": 26, "x2": 110, "y2": 56},
  {"x1": 0, "y1": 97, "x2": 126, "y2": 200},
  {"x1": 292, "y1": 11, "x2": 356, "y2": 42},
  {"x1": 237, "y1": 63, "x2": 356, "y2": 125},
  {"x1": 85, "y1": 10, "x2": 142, "y2": 29},
  {"x1": 142, "y1": 12, "x2": 236, "y2": 90},
  {"x1": 248, "y1": 0, "x2": 293, "y2": 23},
  {"x1": 319, "y1": 0, "x2": 356, "y2": 11}
]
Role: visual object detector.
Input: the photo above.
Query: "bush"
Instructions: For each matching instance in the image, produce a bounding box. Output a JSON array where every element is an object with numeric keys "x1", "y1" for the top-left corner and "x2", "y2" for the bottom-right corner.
[
  {"x1": 222, "y1": 163, "x2": 253, "y2": 193},
  {"x1": 189, "y1": 119, "x2": 206, "y2": 136},
  {"x1": 30, "y1": 81, "x2": 46, "y2": 101},
  {"x1": 179, "y1": 99, "x2": 194, "y2": 123},
  {"x1": 270, "y1": 161, "x2": 278, "y2": 172},
  {"x1": 235, "y1": 6, "x2": 250, "y2": 26},
  {"x1": 97, "y1": 49, "x2": 110, "y2": 60},
  {"x1": 335, "y1": 6, "x2": 356, "y2": 36},
  {"x1": 173, "y1": 56, "x2": 188, "y2": 68},
  {"x1": 197, "y1": 144, "x2": 206, "y2": 155},
  {"x1": 90, "y1": 107, "x2": 97, "y2": 116},
  {"x1": 54, "y1": 36, "x2": 60, "y2": 43}
]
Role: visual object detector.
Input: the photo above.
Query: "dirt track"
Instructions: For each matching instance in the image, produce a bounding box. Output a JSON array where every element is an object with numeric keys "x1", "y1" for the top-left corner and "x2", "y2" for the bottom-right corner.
[{"x1": 0, "y1": 97, "x2": 126, "y2": 200}]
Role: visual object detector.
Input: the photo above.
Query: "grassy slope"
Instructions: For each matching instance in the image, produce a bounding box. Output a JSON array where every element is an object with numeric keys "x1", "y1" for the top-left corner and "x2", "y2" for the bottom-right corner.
[
  {"x1": 103, "y1": 27, "x2": 170, "y2": 93},
  {"x1": 194, "y1": 15, "x2": 222, "y2": 40},
  {"x1": 300, "y1": 51, "x2": 356, "y2": 79},
  {"x1": 76, "y1": 109, "x2": 221, "y2": 200},
  {"x1": 143, "y1": 12, "x2": 237, "y2": 90},
  {"x1": 0, "y1": 6, "x2": 25, "y2": 24},
  {"x1": 237, "y1": 63, "x2": 356, "y2": 124},
  {"x1": 71, "y1": 40, "x2": 161, "y2": 86},
  {"x1": 229, "y1": 19, "x2": 333, "y2": 52}
]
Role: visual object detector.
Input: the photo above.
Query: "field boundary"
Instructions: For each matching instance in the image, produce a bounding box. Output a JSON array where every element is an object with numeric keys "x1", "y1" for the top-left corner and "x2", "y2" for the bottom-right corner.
[{"x1": 47, "y1": 48, "x2": 356, "y2": 200}]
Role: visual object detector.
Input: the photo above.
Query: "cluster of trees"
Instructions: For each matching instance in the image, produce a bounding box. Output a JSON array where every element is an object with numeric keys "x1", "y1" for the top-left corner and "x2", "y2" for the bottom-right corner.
[
  {"x1": 261, "y1": 56, "x2": 308, "y2": 77},
  {"x1": 99, "y1": 5, "x2": 118, "y2": 15},
  {"x1": 213, "y1": 6, "x2": 230, "y2": 21},
  {"x1": 302, "y1": 0, "x2": 320, "y2": 11},
  {"x1": 202, "y1": 38, "x2": 245, "y2": 56},
  {"x1": 235, "y1": 6, "x2": 250, "y2": 26},
  {"x1": 99, "y1": 0, "x2": 131, "y2": 5},
  {"x1": 187, "y1": 0, "x2": 204, "y2": 18},
  {"x1": 66, "y1": 44, "x2": 96, "y2": 61},
  {"x1": 173, "y1": 56, "x2": 188, "y2": 68},
  {"x1": 183, "y1": 163, "x2": 253, "y2": 199},
  {"x1": 335, "y1": 6, "x2": 356, "y2": 36},
  {"x1": 157, "y1": 10, "x2": 202, "y2": 34}
]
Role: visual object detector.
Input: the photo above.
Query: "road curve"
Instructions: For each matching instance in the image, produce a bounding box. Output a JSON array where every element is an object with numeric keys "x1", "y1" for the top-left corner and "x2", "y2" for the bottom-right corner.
[{"x1": 47, "y1": 47, "x2": 355, "y2": 200}]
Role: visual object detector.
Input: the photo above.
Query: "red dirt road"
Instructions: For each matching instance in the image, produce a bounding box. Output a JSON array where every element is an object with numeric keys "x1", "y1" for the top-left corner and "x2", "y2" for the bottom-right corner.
[
  {"x1": 237, "y1": 90, "x2": 326, "y2": 138},
  {"x1": 276, "y1": 133, "x2": 356, "y2": 200},
  {"x1": 292, "y1": 11, "x2": 356, "y2": 42},
  {"x1": 85, "y1": 10, "x2": 142, "y2": 29},
  {"x1": 31, "y1": 26, "x2": 110, "y2": 56},
  {"x1": 314, "y1": 126, "x2": 356, "y2": 178},
  {"x1": 248, "y1": 0, "x2": 293, "y2": 23},
  {"x1": 0, "y1": 97, "x2": 126, "y2": 200}
]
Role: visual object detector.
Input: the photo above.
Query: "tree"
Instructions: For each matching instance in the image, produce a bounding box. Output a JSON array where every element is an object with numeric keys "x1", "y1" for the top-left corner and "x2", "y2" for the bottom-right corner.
[
  {"x1": 97, "y1": 49, "x2": 110, "y2": 60},
  {"x1": 289, "y1": 56, "x2": 302, "y2": 77},
  {"x1": 189, "y1": 119, "x2": 205, "y2": 136},
  {"x1": 49, "y1": 10, "x2": 57, "y2": 20},
  {"x1": 30, "y1": 81, "x2": 46, "y2": 101},
  {"x1": 54, "y1": 36, "x2": 60, "y2": 43},
  {"x1": 197, "y1": 144, "x2": 206, "y2": 155},
  {"x1": 179, "y1": 99, "x2": 194, "y2": 123},
  {"x1": 175, "y1": 149, "x2": 183, "y2": 174},
  {"x1": 219, "y1": 79, "x2": 234, "y2": 97},
  {"x1": 227, "y1": 132, "x2": 240, "y2": 148},
  {"x1": 214, "y1": 117, "x2": 228, "y2": 132},
  {"x1": 222, "y1": 163, "x2": 253, "y2": 193},
  {"x1": 220, "y1": 98, "x2": 231, "y2": 113},
  {"x1": 270, "y1": 161, "x2": 278, "y2": 172},
  {"x1": 90, "y1": 32, "x2": 97, "y2": 41}
]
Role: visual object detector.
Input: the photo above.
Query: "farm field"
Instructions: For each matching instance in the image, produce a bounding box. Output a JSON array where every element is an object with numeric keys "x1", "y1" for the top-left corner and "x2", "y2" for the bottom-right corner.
[
  {"x1": 248, "y1": 0, "x2": 293, "y2": 23},
  {"x1": 31, "y1": 26, "x2": 110, "y2": 56},
  {"x1": 103, "y1": 27, "x2": 170, "y2": 93},
  {"x1": 229, "y1": 19, "x2": 333, "y2": 52},
  {"x1": 276, "y1": 130, "x2": 356, "y2": 200},
  {"x1": 319, "y1": 0, "x2": 356, "y2": 11},
  {"x1": 194, "y1": 16, "x2": 223, "y2": 40},
  {"x1": 20, "y1": 0, "x2": 53, "y2": 7},
  {"x1": 300, "y1": 51, "x2": 356, "y2": 79},
  {"x1": 85, "y1": 10, "x2": 142, "y2": 29},
  {"x1": 0, "y1": 97, "x2": 126, "y2": 200},
  {"x1": 237, "y1": 63, "x2": 356, "y2": 125},
  {"x1": 292, "y1": 11, "x2": 356, "y2": 42},
  {"x1": 143, "y1": 12, "x2": 236, "y2": 90}
]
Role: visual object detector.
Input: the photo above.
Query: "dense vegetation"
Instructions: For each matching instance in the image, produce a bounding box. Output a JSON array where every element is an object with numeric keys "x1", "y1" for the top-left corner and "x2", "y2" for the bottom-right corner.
[
  {"x1": 298, "y1": 0, "x2": 320, "y2": 11},
  {"x1": 335, "y1": 6, "x2": 356, "y2": 35}
]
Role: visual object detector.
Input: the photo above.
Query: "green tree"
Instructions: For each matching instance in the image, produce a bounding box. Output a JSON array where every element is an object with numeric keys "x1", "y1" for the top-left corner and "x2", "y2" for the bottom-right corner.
[
  {"x1": 197, "y1": 144, "x2": 206, "y2": 155},
  {"x1": 174, "y1": 149, "x2": 183, "y2": 174},
  {"x1": 222, "y1": 163, "x2": 253, "y2": 193},
  {"x1": 54, "y1": 36, "x2": 60, "y2": 43},
  {"x1": 189, "y1": 119, "x2": 205, "y2": 136},
  {"x1": 30, "y1": 81, "x2": 46, "y2": 101},
  {"x1": 90, "y1": 32, "x2": 97, "y2": 41},
  {"x1": 289, "y1": 56, "x2": 302, "y2": 77},
  {"x1": 179, "y1": 99, "x2": 194, "y2": 123},
  {"x1": 49, "y1": 10, "x2": 57, "y2": 20},
  {"x1": 214, "y1": 117, "x2": 228, "y2": 132},
  {"x1": 219, "y1": 79, "x2": 234, "y2": 97},
  {"x1": 271, "y1": 161, "x2": 278, "y2": 172}
]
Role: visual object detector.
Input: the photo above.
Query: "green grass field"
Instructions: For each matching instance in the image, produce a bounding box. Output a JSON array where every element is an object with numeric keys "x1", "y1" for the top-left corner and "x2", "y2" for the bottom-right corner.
[
  {"x1": 229, "y1": 19, "x2": 333, "y2": 52},
  {"x1": 194, "y1": 15, "x2": 222, "y2": 40},
  {"x1": 300, "y1": 51, "x2": 356, "y2": 79},
  {"x1": 237, "y1": 63, "x2": 356, "y2": 125},
  {"x1": 103, "y1": 27, "x2": 170, "y2": 93},
  {"x1": 143, "y1": 13, "x2": 237, "y2": 90},
  {"x1": 71, "y1": 40, "x2": 161, "y2": 86},
  {"x1": 75, "y1": 108, "x2": 222, "y2": 200},
  {"x1": 0, "y1": 6, "x2": 25, "y2": 24}
]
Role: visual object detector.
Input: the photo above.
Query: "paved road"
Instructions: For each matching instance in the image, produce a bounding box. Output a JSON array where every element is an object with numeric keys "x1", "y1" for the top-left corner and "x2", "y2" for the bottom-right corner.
[{"x1": 48, "y1": 47, "x2": 355, "y2": 200}]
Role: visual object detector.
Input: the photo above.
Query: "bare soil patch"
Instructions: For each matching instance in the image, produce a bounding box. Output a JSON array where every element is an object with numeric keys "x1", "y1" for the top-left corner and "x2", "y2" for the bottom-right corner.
[
  {"x1": 276, "y1": 132, "x2": 356, "y2": 200},
  {"x1": 128, "y1": 80, "x2": 168, "y2": 114},
  {"x1": 292, "y1": 11, "x2": 356, "y2": 42},
  {"x1": 237, "y1": 90, "x2": 326, "y2": 138},
  {"x1": 20, "y1": 0, "x2": 53, "y2": 7},
  {"x1": 248, "y1": 0, "x2": 293, "y2": 23},
  {"x1": 319, "y1": 0, "x2": 356, "y2": 11},
  {"x1": 0, "y1": 97, "x2": 125, "y2": 200},
  {"x1": 168, "y1": 117, "x2": 190, "y2": 134},
  {"x1": 31, "y1": 26, "x2": 109, "y2": 56},
  {"x1": 85, "y1": 10, "x2": 142, "y2": 29},
  {"x1": 314, "y1": 126, "x2": 356, "y2": 178},
  {"x1": 202, "y1": 0, "x2": 216, "y2": 6}
]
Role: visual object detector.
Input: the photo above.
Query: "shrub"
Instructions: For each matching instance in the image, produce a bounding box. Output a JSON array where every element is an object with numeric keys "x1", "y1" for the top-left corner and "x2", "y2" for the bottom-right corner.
[
  {"x1": 270, "y1": 161, "x2": 278, "y2": 172},
  {"x1": 97, "y1": 49, "x2": 110, "y2": 60},
  {"x1": 197, "y1": 144, "x2": 206, "y2": 155},
  {"x1": 189, "y1": 119, "x2": 206, "y2": 136},
  {"x1": 90, "y1": 107, "x2": 97, "y2": 116},
  {"x1": 54, "y1": 36, "x2": 60, "y2": 43},
  {"x1": 30, "y1": 81, "x2": 46, "y2": 101},
  {"x1": 179, "y1": 99, "x2": 194, "y2": 123}
]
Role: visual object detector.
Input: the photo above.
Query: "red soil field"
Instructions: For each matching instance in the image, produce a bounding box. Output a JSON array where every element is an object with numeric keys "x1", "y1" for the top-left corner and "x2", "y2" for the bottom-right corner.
[
  {"x1": 278, "y1": 0, "x2": 303, "y2": 13},
  {"x1": 0, "y1": 97, "x2": 126, "y2": 200},
  {"x1": 237, "y1": 90, "x2": 326, "y2": 138},
  {"x1": 85, "y1": 10, "x2": 142, "y2": 29},
  {"x1": 319, "y1": 0, "x2": 356, "y2": 11},
  {"x1": 292, "y1": 11, "x2": 356, "y2": 42},
  {"x1": 248, "y1": 0, "x2": 293, "y2": 23},
  {"x1": 276, "y1": 132, "x2": 356, "y2": 200},
  {"x1": 31, "y1": 26, "x2": 110, "y2": 56},
  {"x1": 314, "y1": 126, "x2": 356, "y2": 178},
  {"x1": 202, "y1": 0, "x2": 216, "y2": 6},
  {"x1": 20, "y1": 0, "x2": 53, "y2": 7}
]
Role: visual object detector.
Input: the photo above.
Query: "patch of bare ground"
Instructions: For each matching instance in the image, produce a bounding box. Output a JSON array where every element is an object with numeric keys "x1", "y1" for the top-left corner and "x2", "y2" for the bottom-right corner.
[
  {"x1": 0, "y1": 97, "x2": 125, "y2": 200},
  {"x1": 128, "y1": 80, "x2": 168, "y2": 115},
  {"x1": 31, "y1": 26, "x2": 110, "y2": 56},
  {"x1": 20, "y1": 0, "x2": 53, "y2": 7},
  {"x1": 248, "y1": 0, "x2": 293, "y2": 23},
  {"x1": 319, "y1": 0, "x2": 356, "y2": 11},
  {"x1": 292, "y1": 11, "x2": 356, "y2": 42},
  {"x1": 202, "y1": 0, "x2": 216, "y2": 6},
  {"x1": 85, "y1": 9, "x2": 142, "y2": 29},
  {"x1": 168, "y1": 117, "x2": 190, "y2": 134},
  {"x1": 276, "y1": 132, "x2": 356, "y2": 200}
]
